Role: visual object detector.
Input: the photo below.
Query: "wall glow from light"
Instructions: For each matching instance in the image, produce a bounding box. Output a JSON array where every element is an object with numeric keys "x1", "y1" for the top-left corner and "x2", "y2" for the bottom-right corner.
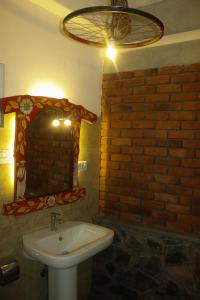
[
  {"x1": 0, "y1": 113, "x2": 15, "y2": 204},
  {"x1": 29, "y1": 82, "x2": 65, "y2": 99},
  {"x1": 9, "y1": 115, "x2": 16, "y2": 185}
]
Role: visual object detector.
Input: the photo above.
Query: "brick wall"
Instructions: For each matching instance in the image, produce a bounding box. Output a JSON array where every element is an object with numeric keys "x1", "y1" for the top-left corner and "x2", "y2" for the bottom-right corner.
[{"x1": 100, "y1": 63, "x2": 200, "y2": 235}]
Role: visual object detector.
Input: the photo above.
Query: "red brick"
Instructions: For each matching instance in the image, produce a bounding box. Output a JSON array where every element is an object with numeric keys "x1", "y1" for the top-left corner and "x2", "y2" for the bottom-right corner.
[
  {"x1": 120, "y1": 196, "x2": 141, "y2": 207},
  {"x1": 132, "y1": 189, "x2": 154, "y2": 200},
  {"x1": 101, "y1": 145, "x2": 121, "y2": 154},
  {"x1": 122, "y1": 77, "x2": 145, "y2": 87},
  {"x1": 159, "y1": 65, "x2": 183, "y2": 74},
  {"x1": 146, "y1": 75, "x2": 170, "y2": 85},
  {"x1": 156, "y1": 139, "x2": 182, "y2": 148},
  {"x1": 112, "y1": 138, "x2": 132, "y2": 146},
  {"x1": 111, "y1": 104, "x2": 133, "y2": 113},
  {"x1": 144, "y1": 147, "x2": 167, "y2": 156},
  {"x1": 99, "y1": 184, "x2": 109, "y2": 192},
  {"x1": 128, "y1": 205, "x2": 151, "y2": 216},
  {"x1": 143, "y1": 130, "x2": 167, "y2": 138},
  {"x1": 145, "y1": 112, "x2": 168, "y2": 120},
  {"x1": 133, "y1": 138, "x2": 155, "y2": 146},
  {"x1": 168, "y1": 167, "x2": 194, "y2": 177},
  {"x1": 178, "y1": 214, "x2": 200, "y2": 226},
  {"x1": 172, "y1": 73, "x2": 197, "y2": 83},
  {"x1": 103, "y1": 73, "x2": 120, "y2": 80},
  {"x1": 182, "y1": 102, "x2": 200, "y2": 110},
  {"x1": 123, "y1": 95, "x2": 145, "y2": 103},
  {"x1": 111, "y1": 154, "x2": 131, "y2": 161},
  {"x1": 143, "y1": 217, "x2": 165, "y2": 227},
  {"x1": 182, "y1": 122, "x2": 200, "y2": 130},
  {"x1": 183, "y1": 140, "x2": 200, "y2": 148},
  {"x1": 152, "y1": 210, "x2": 177, "y2": 222},
  {"x1": 184, "y1": 63, "x2": 200, "y2": 72},
  {"x1": 148, "y1": 182, "x2": 166, "y2": 192},
  {"x1": 107, "y1": 97, "x2": 122, "y2": 105},
  {"x1": 120, "y1": 162, "x2": 143, "y2": 172},
  {"x1": 154, "y1": 192, "x2": 178, "y2": 203},
  {"x1": 111, "y1": 121, "x2": 131, "y2": 128},
  {"x1": 121, "y1": 129, "x2": 143, "y2": 138},
  {"x1": 169, "y1": 148, "x2": 195, "y2": 158},
  {"x1": 101, "y1": 153, "x2": 109, "y2": 160},
  {"x1": 169, "y1": 112, "x2": 195, "y2": 121},
  {"x1": 111, "y1": 88, "x2": 132, "y2": 96},
  {"x1": 168, "y1": 185, "x2": 192, "y2": 196},
  {"x1": 110, "y1": 113, "x2": 123, "y2": 120},
  {"x1": 155, "y1": 175, "x2": 179, "y2": 185},
  {"x1": 168, "y1": 130, "x2": 194, "y2": 139},
  {"x1": 132, "y1": 173, "x2": 153, "y2": 182},
  {"x1": 134, "y1": 68, "x2": 157, "y2": 77},
  {"x1": 196, "y1": 150, "x2": 200, "y2": 158},
  {"x1": 145, "y1": 94, "x2": 169, "y2": 102},
  {"x1": 132, "y1": 155, "x2": 155, "y2": 165},
  {"x1": 156, "y1": 157, "x2": 180, "y2": 166},
  {"x1": 122, "y1": 112, "x2": 145, "y2": 120},
  {"x1": 120, "y1": 212, "x2": 142, "y2": 223},
  {"x1": 132, "y1": 103, "x2": 156, "y2": 111},
  {"x1": 166, "y1": 204, "x2": 190, "y2": 214},
  {"x1": 144, "y1": 164, "x2": 167, "y2": 174},
  {"x1": 121, "y1": 146, "x2": 143, "y2": 154},
  {"x1": 194, "y1": 189, "x2": 200, "y2": 197},
  {"x1": 182, "y1": 83, "x2": 200, "y2": 92},
  {"x1": 171, "y1": 93, "x2": 197, "y2": 101},
  {"x1": 181, "y1": 178, "x2": 200, "y2": 188},
  {"x1": 156, "y1": 103, "x2": 182, "y2": 111},
  {"x1": 166, "y1": 222, "x2": 191, "y2": 234},
  {"x1": 119, "y1": 72, "x2": 134, "y2": 79},
  {"x1": 101, "y1": 161, "x2": 119, "y2": 170},
  {"x1": 142, "y1": 200, "x2": 164, "y2": 210},
  {"x1": 132, "y1": 120, "x2": 155, "y2": 129},
  {"x1": 179, "y1": 196, "x2": 192, "y2": 206},
  {"x1": 110, "y1": 170, "x2": 130, "y2": 179},
  {"x1": 134, "y1": 86, "x2": 156, "y2": 95},
  {"x1": 101, "y1": 128, "x2": 121, "y2": 137},
  {"x1": 102, "y1": 80, "x2": 122, "y2": 88},
  {"x1": 156, "y1": 121, "x2": 180, "y2": 130},
  {"x1": 182, "y1": 159, "x2": 200, "y2": 168},
  {"x1": 157, "y1": 84, "x2": 181, "y2": 93}
]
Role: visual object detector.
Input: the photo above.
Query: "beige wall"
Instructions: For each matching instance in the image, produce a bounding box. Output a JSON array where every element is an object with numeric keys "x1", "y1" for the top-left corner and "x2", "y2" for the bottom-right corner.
[
  {"x1": 0, "y1": 1, "x2": 101, "y2": 298},
  {"x1": 0, "y1": 119, "x2": 100, "y2": 300},
  {"x1": 0, "y1": 0, "x2": 102, "y2": 116}
]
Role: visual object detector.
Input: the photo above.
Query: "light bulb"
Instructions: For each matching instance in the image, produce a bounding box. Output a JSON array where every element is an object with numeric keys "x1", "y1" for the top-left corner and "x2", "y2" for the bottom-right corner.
[
  {"x1": 52, "y1": 119, "x2": 60, "y2": 127},
  {"x1": 64, "y1": 119, "x2": 72, "y2": 127},
  {"x1": 106, "y1": 45, "x2": 117, "y2": 61}
]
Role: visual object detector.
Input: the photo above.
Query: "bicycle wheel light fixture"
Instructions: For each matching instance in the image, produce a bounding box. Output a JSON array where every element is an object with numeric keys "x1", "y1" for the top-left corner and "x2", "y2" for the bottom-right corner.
[{"x1": 62, "y1": 0, "x2": 164, "y2": 59}]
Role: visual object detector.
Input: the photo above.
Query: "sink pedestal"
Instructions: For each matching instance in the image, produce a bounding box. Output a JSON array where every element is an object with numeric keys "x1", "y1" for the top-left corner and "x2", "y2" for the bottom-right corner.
[{"x1": 49, "y1": 266, "x2": 77, "y2": 300}]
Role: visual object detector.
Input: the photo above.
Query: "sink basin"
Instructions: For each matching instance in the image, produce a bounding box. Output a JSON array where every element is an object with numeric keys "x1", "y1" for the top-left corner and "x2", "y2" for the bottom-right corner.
[{"x1": 23, "y1": 221, "x2": 114, "y2": 269}]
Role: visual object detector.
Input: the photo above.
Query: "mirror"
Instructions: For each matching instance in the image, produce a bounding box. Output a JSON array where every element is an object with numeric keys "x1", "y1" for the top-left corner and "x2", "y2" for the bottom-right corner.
[
  {"x1": 2, "y1": 95, "x2": 97, "y2": 216},
  {"x1": 25, "y1": 109, "x2": 74, "y2": 198}
]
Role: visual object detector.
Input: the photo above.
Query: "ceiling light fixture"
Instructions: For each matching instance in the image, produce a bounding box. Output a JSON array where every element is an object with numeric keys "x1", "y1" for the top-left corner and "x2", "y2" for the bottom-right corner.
[{"x1": 62, "y1": 0, "x2": 164, "y2": 49}]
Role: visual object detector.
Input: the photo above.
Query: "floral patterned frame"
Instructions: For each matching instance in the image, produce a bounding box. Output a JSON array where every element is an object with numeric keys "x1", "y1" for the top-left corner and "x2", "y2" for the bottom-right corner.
[{"x1": 2, "y1": 95, "x2": 97, "y2": 216}]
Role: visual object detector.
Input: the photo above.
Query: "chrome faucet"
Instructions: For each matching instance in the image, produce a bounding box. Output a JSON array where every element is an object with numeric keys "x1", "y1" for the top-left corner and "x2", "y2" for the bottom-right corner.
[{"x1": 50, "y1": 212, "x2": 63, "y2": 231}]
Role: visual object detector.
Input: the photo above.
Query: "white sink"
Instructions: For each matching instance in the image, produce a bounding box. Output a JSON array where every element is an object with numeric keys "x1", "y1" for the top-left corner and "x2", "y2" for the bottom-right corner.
[{"x1": 23, "y1": 221, "x2": 114, "y2": 269}]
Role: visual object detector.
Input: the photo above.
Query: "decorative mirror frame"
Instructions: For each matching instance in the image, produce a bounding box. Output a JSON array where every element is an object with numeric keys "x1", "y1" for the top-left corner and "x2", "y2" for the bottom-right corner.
[{"x1": 1, "y1": 95, "x2": 97, "y2": 216}]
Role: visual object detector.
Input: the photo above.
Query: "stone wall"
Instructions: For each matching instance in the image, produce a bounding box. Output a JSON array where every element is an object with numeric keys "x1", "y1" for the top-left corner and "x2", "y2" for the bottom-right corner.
[
  {"x1": 0, "y1": 119, "x2": 100, "y2": 300},
  {"x1": 100, "y1": 63, "x2": 200, "y2": 235},
  {"x1": 91, "y1": 217, "x2": 200, "y2": 300}
]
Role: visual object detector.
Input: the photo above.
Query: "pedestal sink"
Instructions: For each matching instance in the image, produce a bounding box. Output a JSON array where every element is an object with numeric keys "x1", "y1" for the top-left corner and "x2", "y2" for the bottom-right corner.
[{"x1": 23, "y1": 221, "x2": 114, "y2": 300}]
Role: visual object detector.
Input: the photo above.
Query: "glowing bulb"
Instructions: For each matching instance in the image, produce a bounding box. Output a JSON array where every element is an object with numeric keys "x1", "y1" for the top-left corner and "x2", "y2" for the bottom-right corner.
[
  {"x1": 106, "y1": 45, "x2": 117, "y2": 61},
  {"x1": 64, "y1": 119, "x2": 72, "y2": 127},
  {"x1": 52, "y1": 119, "x2": 60, "y2": 127}
]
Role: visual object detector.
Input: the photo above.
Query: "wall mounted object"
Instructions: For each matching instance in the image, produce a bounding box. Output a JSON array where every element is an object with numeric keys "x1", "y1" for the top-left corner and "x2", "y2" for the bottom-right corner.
[{"x1": 1, "y1": 95, "x2": 97, "y2": 216}]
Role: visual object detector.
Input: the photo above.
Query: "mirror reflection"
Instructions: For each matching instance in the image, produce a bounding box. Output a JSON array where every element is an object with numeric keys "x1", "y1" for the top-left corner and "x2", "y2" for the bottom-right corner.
[{"x1": 25, "y1": 109, "x2": 74, "y2": 198}]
